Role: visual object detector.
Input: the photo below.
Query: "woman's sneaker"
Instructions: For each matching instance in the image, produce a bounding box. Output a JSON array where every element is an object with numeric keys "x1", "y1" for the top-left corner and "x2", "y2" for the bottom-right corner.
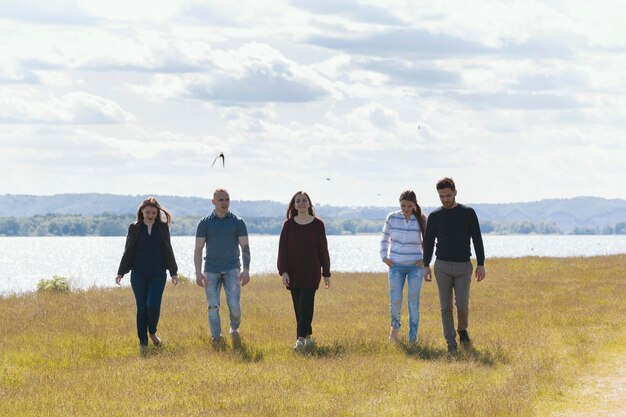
[
  {"x1": 304, "y1": 335, "x2": 314, "y2": 349},
  {"x1": 389, "y1": 328, "x2": 400, "y2": 343},
  {"x1": 293, "y1": 339, "x2": 305, "y2": 351}
]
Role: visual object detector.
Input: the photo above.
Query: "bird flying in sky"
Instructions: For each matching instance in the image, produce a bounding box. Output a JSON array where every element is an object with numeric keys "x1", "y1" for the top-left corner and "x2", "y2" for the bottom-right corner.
[{"x1": 212, "y1": 152, "x2": 225, "y2": 168}]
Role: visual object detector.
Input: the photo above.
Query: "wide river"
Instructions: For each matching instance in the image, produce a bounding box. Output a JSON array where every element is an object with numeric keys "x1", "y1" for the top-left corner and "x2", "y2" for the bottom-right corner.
[{"x1": 1, "y1": 234, "x2": 626, "y2": 295}]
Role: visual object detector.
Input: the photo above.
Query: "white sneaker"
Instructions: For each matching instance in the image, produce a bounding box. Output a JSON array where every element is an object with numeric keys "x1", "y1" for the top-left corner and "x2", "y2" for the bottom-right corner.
[
  {"x1": 293, "y1": 339, "x2": 304, "y2": 350},
  {"x1": 304, "y1": 336, "x2": 314, "y2": 349}
]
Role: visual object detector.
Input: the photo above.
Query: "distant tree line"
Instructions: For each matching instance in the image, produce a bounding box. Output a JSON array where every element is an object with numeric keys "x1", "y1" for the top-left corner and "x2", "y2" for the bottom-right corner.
[
  {"x1": 0, "y1": 214, "x2": 383, "y2": 236},
  {"x1": 480, "y1": 220, "x2": 562, "y2": 234},
  {"x1": 1, "y1": 214, "x2": 625, "y2": 236}
]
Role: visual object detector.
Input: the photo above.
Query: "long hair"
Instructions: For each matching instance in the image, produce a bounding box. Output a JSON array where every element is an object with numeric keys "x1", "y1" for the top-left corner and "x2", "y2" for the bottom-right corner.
[
  {"x1": 286, "y1": 191, "x2": 315, "y2": 219},
  {"x1": 399, "y1": 190, "x2": 425, "y2": 239},
  {"x1": 136, "y1": 197, "x2": 172, "y2": 225}
]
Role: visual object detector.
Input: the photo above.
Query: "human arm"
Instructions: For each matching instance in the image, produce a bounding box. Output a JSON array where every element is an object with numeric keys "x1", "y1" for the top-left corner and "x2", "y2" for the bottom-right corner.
[
  {"x1": 115, "y1": 224, "x2": 137, "y2": 284},
  {"x1": 380, "y1": 214, "x2": 393, "y2": 267},
  {"x1": 161, "y1": 223, "x2": 179, "y2": 281},
  {"x1": 422, "y1": 214, "x2": 436, "y2": 268},
  {"x1": 239, "y1": 235, "x2": 250, "y2": 286},
  {"x1": 194, "y1": 237, "x2": 207, "y2": 287},
  {"x1": 277, "y1": 220, "x2": 289, "y2": 284},
  {"x1": 475, "y1": 265, "x2": 486, "y2": 282},
  {"x1": 281, "y1": 272, "x2": 290, "y2": 287},
  {"x1": 316, "y1": 220, "x2": 331, "y2": 283},
  {"x1": 469, "y1": 208, "x2": 485, "y2": 266},
  {"x1": 424, "y1": 267, "x2": 432, "y2": 282},
  {"x1": 469, "y1": 209, "x2": 486, "y2": 281},
  {"x1": 423, "y1": 215, "x2": 436, "y2": 282}
]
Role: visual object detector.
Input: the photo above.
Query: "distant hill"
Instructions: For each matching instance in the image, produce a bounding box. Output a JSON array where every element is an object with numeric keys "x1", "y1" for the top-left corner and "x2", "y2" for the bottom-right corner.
[{"x1": 0, "y1": 193, "x2": 625, "y2": 233}]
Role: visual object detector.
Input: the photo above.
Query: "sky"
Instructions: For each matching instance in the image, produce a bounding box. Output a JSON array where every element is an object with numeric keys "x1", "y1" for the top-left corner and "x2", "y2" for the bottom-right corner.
[{"x1": 1, "y1": 0, "x2": 625, "y2": 207}]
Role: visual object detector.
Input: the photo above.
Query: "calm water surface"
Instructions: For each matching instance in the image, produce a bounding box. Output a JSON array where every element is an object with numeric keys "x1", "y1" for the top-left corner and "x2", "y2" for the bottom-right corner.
[{"x1": 1, "y1": 234, "x2": 625, "y2": 295}]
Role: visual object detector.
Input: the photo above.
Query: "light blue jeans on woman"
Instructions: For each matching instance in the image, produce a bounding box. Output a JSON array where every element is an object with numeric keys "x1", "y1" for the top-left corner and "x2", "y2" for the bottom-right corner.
[
  {"x1": 388, "y1": 264, "x2": 424, "y2": 342},
  {"x1": 203, "y1": 269, "x2": 241, "y2": 340}
]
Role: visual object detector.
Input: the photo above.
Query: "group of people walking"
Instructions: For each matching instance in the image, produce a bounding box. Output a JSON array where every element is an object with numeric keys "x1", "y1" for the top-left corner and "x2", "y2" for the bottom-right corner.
[{"x1": 115, "y1": 177, "x2": 485, "y2": 355}]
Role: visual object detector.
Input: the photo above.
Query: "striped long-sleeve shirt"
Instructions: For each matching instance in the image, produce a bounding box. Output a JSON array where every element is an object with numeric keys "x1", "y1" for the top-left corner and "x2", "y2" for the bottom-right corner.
[{"x1": 380, "y1": 210, "x2": 423, "y2": 264}]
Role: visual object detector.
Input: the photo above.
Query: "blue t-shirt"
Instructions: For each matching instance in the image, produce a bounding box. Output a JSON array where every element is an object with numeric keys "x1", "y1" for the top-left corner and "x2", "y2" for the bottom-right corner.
[{"x1": 196, "y1": 211, "x2": 248, "y2": 273}]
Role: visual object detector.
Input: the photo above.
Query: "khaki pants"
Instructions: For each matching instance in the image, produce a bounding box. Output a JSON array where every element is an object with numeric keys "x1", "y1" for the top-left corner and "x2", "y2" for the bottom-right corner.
[{"x1": 434, "y1": 260, "x2": 473, "y2": 347}]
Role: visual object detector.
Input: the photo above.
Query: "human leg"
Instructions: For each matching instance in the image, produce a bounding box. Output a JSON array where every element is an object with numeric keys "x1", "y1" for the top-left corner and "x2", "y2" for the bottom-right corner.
[
  {"x1": 454, "y1": 262, "x2": 473, "y2": 344},
  {"x1": 407, "y1": 265, "x2": 424, "y2": 343},
  {"x1": 388, "y1": 265, "x2": 406, "y2": 341},
  {"x1": 222, "y1": 268, "x2": 242, "y2": 333},
  {"x1": 296, "y1": 287, "x2": 316, "y2": 339},
  {"x1": 146, "y1": 273, "x2": 167, "y2": 341},
  {"x1": 130, "y1": 271, "x2": 149, "y2": 346},
  {"x1": 203, "y1": 272, "x2": 223, "y2": 340},
  {"x1": 434, "y1": 260, "x2": 457, "y2": 348}
]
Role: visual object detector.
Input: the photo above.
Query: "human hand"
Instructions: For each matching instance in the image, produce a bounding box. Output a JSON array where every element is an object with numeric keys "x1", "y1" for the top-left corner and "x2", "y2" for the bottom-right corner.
[
  {"x1": 240, "y1": 270, "x2": 250, "y2": 286},
  {"x1": 195, "y1": 271, "x2": 207, "y2": 287},
  {"x1": 476, "y1": 266, "x2": 486, "y2": 282},
  {"x1": 281, "y1": 273, "x2": 290, "y2": 287},
  {"x1": 115, "y1": 275, "x2": 123, "y2": 285},
  {"x1": 424, "y1": 267, "x2": 432, "y2": 282},
  {"x1": 383, "y1": 258, "x2": 394, "y2": 267},
  {"x1": 171, "y1": 275, "x2": 179, "y2": 286},
  {"x1": 323, "y1": 276, "x2": 331, "y2": 289}
]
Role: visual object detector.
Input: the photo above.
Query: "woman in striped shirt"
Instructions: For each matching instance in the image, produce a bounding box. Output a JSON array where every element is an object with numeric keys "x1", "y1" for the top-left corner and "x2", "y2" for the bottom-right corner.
[{"x1": 380, "y1": 190, "x2": 426, "y2": 344}]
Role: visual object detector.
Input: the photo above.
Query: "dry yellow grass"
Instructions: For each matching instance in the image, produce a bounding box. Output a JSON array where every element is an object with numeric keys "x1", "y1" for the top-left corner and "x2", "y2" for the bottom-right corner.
[{"x1": 1, "y1": 256, "x2": 625, "y2": 416}]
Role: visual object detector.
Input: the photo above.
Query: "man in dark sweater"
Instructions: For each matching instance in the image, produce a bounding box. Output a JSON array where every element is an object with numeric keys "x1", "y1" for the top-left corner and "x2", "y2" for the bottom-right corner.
[{"x1": 423, "y1": 177, "x2": 486, "y2": 353}]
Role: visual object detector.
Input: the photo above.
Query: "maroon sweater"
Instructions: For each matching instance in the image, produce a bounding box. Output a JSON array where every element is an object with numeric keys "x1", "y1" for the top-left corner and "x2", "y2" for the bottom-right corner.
[{"x1": 277, "y1": 217, "x2": 331, "y2": 289}]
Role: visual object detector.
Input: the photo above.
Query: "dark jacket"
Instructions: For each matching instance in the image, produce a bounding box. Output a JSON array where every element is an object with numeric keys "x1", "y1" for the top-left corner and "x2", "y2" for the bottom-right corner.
[{"x1": 117, "y1": 221, "x2": 178, "y2": 277}]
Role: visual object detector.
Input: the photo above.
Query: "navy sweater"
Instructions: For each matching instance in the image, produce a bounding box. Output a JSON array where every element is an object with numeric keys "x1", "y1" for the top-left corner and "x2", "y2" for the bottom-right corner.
[{"x1": 423, "y1": 204, "x2": 485, "y2": 267}]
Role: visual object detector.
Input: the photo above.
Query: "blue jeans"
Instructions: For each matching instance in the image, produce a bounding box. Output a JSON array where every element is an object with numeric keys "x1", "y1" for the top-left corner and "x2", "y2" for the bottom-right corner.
[
  {"x1": 130, "y1": 271, "x2": 167, "y2": 346},
  {"x1": 388, "y1": 264, "x2": 424, "y2": 342},
  {"x1": 203, "y1": 269, "x2": 241, "y2": 340}
]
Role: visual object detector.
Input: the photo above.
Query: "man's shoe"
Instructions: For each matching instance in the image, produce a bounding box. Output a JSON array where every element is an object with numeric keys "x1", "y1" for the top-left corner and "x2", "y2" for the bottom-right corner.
[
  {"x1": 447, "y1": 344, "x2": 458, "y2": 355},
  {"x1": 458, "y1": 330, "x2": 471, "y2": 346}
]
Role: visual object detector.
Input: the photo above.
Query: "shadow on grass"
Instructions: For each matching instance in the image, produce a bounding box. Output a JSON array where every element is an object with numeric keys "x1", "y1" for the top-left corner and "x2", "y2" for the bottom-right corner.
[
  {"x1": 231, "y1": 338, "x2": 264, "y2": 363},
  {"x1": 293, "y1": 341, "x2": 346, "y2": 358},
  {"x1": 198, "y1": 335, "x2": 264, "y2": 363},
  {"x1": 140, "y1": 343, "x2": 170, "y2": 358},
  {"x1": 400, "y1": 342, "x2": 510, "y2": 366}
]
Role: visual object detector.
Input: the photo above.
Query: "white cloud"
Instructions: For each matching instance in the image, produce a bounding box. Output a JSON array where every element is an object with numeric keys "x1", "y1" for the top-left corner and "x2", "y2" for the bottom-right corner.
[
  {"x1": 0, "y1": 89, "x2": 134, "y2": 124},
  {"x1": 131, "y1": 43, "x2": 337, "y2": 104},
  {"x1": 0, "y1": 0, "x2": 625, "y2": 205}
]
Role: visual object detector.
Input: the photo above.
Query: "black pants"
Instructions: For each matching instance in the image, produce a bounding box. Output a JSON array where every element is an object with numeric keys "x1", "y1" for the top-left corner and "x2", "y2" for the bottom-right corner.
[{"x1": 290, "y1": 287, "x2": 317, "y2": 338}]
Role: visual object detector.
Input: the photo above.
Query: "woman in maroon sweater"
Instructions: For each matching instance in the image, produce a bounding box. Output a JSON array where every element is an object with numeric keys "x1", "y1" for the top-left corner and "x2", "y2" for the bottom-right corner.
[{"x1": 277, "y1": 191, "x2": 331, "y2": 350}]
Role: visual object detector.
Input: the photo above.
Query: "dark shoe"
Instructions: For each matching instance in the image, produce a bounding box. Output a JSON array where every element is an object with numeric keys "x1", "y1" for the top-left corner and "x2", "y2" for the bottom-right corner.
[
  {"x1": 140, "y1": 344, "x2": 149, "y2": 357},
  {"x1": 447, "y1": 344, "x2": 458, "y2": 355},
  {"x1": 149, "y1": 333, "x2": 162, "y2": 347},
  {"x1": 458, "y1": 330, "x2": 471, "y2": 346}
]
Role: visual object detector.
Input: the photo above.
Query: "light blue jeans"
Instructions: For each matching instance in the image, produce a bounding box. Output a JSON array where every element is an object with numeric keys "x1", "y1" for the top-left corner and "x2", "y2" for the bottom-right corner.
[
  {"x1": 203, "y1": 269, "x2": 241, "y2": 340},
  {"x1": 388, "y1": 264, "x2": 424, "y2": 342}
]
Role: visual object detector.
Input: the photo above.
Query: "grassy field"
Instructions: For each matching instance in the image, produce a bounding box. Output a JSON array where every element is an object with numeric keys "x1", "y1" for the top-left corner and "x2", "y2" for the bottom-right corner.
[{"x1": 1, "y1": 256, "x2": 625, "y2": 416}]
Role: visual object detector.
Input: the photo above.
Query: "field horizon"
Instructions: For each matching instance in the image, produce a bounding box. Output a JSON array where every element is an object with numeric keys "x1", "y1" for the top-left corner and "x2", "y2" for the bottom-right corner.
[{"x1": 1, "y1": 256, "x2": 625, "y2": 416}]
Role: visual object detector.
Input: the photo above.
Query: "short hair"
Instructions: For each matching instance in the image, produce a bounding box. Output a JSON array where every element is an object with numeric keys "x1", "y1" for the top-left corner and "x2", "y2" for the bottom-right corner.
[
  {"x1": 436, "y1": 177, "x2": 456, "y2": 191},
  {"x1": 213, "y1": 188, "x2": 229, "y2": 198}
]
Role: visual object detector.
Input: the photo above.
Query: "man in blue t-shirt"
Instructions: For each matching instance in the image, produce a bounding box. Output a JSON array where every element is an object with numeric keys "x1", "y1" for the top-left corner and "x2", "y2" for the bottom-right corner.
[
  {"x1": 194, "y1": 188, "x2": 251, "y2": 342},
  {"x1": 423, "y1": 177, "x2": 486, "y2": 353}
]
